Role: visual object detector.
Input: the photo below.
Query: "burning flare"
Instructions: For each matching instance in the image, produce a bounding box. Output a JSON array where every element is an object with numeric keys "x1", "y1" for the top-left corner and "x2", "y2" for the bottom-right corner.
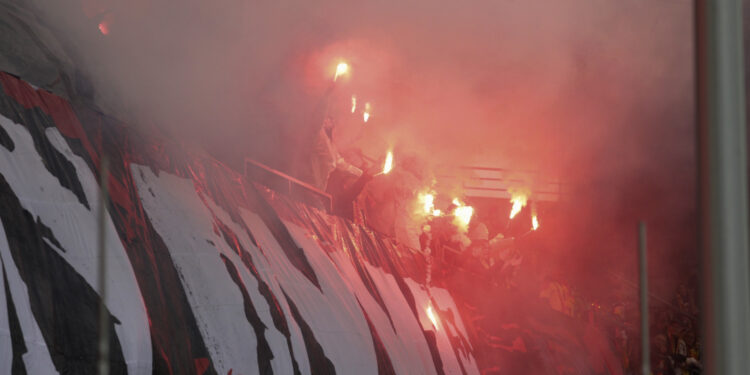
[
  {"x1": 454, "y1": 205, "x2": 474, "y2": 227},
  {"x1": 363, "y1": 102, "x2": 371, "y2": 122},
  {"x1": 418, "y1": 192, "x2": 442, "y2": 217},
  {"x1": 532, "y1": 215, "x2": 540, "y2": 230},
  {"x1": 509, "y1": 200, "x2": 524, "y2": 219},
  {"x1": 421, "y1": 193, "x2": 435, "y2": 214},
  {"x1": 508, "y1": 190, "x2": 529, "y2": 219},
  {"x1": 382, "y1": 151, "x2": 394, "y2": 174},
  {"x1": 334, "y1": 62, "x2": 349, "y2": 81},
  {"x1": 426, "y1": 305, "x2": 439, "y2": 330},
  {"x1": 452, "y1": 198, "x2": 474, "y2": 230},
  {"x1": 351, "y1": 96, "x2": 357, "y2": 113}
]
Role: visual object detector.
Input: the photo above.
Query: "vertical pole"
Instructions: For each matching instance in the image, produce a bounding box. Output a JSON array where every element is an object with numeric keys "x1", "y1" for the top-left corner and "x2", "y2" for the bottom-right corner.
[
  {"x1": 696, "y1": 0, "x2": 750, "y2": 374},
  {"x1": 97, "y1": 155, "x2": 110, "y2": 375},
  {"x1": 638, "y1": 221, "x2": 650, "y2": 375}
]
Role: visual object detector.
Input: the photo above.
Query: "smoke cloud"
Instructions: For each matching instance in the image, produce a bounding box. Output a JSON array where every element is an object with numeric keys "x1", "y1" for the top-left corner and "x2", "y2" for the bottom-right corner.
[{"x1": 24, "y1": 0, "x2": 696, "y2": 309}]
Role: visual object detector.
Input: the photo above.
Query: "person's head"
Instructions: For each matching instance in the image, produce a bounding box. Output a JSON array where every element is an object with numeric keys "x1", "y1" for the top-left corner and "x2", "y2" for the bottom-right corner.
[{"x1": 469, "y1": 221, "x2": 489, "y2": 242}]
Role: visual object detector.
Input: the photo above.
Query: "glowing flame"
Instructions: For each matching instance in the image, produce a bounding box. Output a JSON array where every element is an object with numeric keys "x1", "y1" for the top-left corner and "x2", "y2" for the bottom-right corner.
[
  {"x1": 509, "y1": 190, "x2": 528, "y2": 219},
  {"x1": 334, "y1": 62, "x2": 349, "y2": 81},
  {"x1": 98, "y1": 22, "x2": 110, "y2": 35},
  {"x1": 418, "y1": 192, "x2": 443, "y2": 217},
  {"x1": 351, "y1": 96, "x2": 357, "y2": 113},
  {"x1": 509, "y1": 200, "x2": 523, "y2": 219},
  {"x1": 451, "y1": 198, "x2": 473, "y2": 230},
  {"x1": 363, "y1": 102, "x2": 371, "y2": 122},
  {"x1": 426, "y1": 306, "x2": 439, "y2": 330},
  {"x1": 421, "y1": 193, "x2": 435, "y2": 214},
  {"x1": 454, "y1": 205, "x2": 474, "y2": 227},
  {"x1": 382, "y1": 151, "x2": 394, "y2": 174},
  {"x1": 532, "y1": 215, "x2": 540, "y2": 230}
]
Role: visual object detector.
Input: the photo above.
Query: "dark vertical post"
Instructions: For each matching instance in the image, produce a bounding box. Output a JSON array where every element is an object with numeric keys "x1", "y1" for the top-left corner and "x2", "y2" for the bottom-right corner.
[
  {"x1": 696, "y1": 0, "x2": 750, "y2": 373},
  {"x1": 638, "y1": 221, "x2": 649, "y2": 375},
  {"x1": 97, "y1": 156, "x2": 110, "y2": 375}
]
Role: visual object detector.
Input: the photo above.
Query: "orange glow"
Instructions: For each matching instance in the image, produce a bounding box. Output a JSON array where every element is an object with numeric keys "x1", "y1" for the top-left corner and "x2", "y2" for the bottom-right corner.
[
  {"x1": 509, "y1": 200, "x2": 523, "y2": 219},
  {"x1": 509, "y1": 191, "x2": 528, "y2": 219},
  {"x1": 421, "y1": 193, "x2": 435, "y2": 214},
  {"x1": 363, "y1": 102, "x2": 371, "y2": 122},
  {"x1": 452, "y1": 198, "x2": 474, "y2": 230},
  {"x1": 454, "y1": 205, "x2": 474, "y2": 227},
  {"x1": 334, "y1": 62, "x2": 349, "y2": 81},
  {"x1": 532, "y1": 215, "x2": 540, "y2": 230},
  {"x1": 351, "y1": 96, "x2": 357, "y2": 113},
  {"x1": 382, "y1": 151, "x2": 394, "y2": 174},
  {"x1": 418, "y1": 192, "x2": 442, "y2": 217},
  {"x1": 426, "y1": 306, "x2": 439, "y2": 330}
]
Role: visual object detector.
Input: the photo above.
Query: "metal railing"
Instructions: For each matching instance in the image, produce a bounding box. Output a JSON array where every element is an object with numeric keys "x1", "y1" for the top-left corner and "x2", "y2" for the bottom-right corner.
[
  {"x1": 244, "y1": 158, "x2": 332, "y2": 212},
  {"x1": 438, "y1": 165, "x2": 564, "y2": 202}
]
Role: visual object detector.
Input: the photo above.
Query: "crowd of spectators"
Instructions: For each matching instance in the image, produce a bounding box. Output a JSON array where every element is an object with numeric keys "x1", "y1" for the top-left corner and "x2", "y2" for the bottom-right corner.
[
  {"x1": 571, "y1": 282, "x2": 702, "y2": 375},
  {"x1": 649, "y1": 283, "x2": 701, "y2": 375},
  {"x1": 416, "y1": 205, "x2": 703, "y2": 375},
  {"x1": 309, "y1": 116, "x2": 703, "y2": 374}
]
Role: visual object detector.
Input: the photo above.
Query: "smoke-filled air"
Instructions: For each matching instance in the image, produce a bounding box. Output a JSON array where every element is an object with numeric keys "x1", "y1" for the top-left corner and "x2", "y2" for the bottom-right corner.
[{"x1": 0, "y1": 0, "x2": 700, "y2": 373}]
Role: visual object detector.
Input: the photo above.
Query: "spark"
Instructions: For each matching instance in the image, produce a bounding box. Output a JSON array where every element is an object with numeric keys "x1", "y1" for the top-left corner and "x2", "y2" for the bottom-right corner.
[
  {"x1": 334, "y1": 62, "x2": 349, "y2": 81},
  {"x1": 382, "y1": 151, "x2": 394, "y2": 174},
  {"x1": 426, "y1": 306, "x2": 439, "y2": 330},
  {"x1": 363, "y1": 102, "x2": 371, "y2": 122},
  {"x1": 421, "y1": 193, "x2": 435, "y2": 214},
  {"x1": 454, "y1": 205, "x2": 474, "y2": 228},
  {"x1": 509, "y1": 190, "x2": 529, "y2": 219}
]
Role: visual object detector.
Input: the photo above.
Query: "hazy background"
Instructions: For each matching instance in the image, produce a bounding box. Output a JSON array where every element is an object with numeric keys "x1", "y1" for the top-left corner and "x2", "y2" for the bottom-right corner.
[{"x1": 1, "y1": 0, "x2": 697, "y2": 301}]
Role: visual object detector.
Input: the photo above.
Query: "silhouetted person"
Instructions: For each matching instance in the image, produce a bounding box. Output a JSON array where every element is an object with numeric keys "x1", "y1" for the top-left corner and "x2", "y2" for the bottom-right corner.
[
  {"x1": 311, "y1": 117, "x2": 363, "y2": 191},
  {"x1": 326, "y1": 164, "x2": 375, "y2": 220}
]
